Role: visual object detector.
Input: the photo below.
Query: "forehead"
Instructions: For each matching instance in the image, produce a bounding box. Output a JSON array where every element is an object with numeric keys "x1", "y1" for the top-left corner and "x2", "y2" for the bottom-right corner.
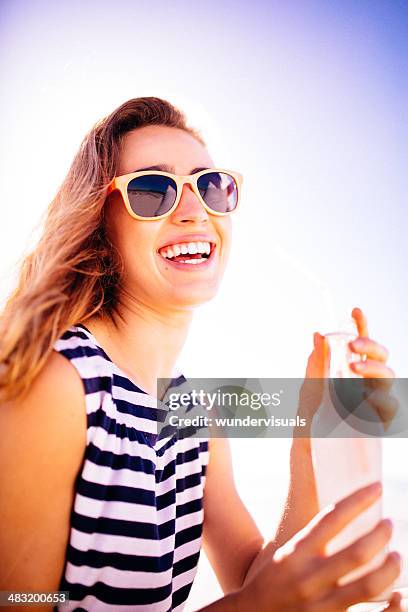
[{"x1": 118, "y1": 125, "x2": 214, "y2": 175}]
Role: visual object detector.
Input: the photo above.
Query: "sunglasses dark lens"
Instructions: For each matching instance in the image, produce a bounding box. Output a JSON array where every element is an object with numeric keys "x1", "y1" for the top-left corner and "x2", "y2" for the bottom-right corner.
[
  {"x1": 127, "y1": 174, "x2": 177, "y2": 217},
  {"x1": 197, "y1": 172, "x2": 238, "y2": 213}
]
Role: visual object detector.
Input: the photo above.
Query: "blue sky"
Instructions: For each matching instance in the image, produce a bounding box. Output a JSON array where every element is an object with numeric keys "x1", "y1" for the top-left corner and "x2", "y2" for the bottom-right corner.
[{"x1": 1, "y1": 0, "x2": 406, "y2": 373}]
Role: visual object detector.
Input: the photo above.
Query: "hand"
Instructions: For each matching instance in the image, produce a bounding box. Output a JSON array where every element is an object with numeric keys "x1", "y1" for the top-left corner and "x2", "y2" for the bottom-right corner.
[
  {"x1": 235, "y1": 483, "x2": 401, "y2": 611},
  {"x1": 298, "y1": 307, "x2": 398, "y2": 428}
]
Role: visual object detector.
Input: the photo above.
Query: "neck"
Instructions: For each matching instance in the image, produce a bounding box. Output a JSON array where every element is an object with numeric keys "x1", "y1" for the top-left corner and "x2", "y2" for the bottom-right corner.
[{"x1": 85, "y1": 292, "x2": 193, "y2": 396}]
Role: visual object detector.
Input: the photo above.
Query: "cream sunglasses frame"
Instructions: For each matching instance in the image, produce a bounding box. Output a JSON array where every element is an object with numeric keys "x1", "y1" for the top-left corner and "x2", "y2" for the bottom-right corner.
[{"x1": 107, "y1": 168, "x2": 243, "y2": 221}]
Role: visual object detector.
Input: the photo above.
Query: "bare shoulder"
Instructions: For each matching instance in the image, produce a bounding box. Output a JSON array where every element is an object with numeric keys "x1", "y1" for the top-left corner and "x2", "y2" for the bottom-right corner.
[
  {"x1": 0, "y1": 349, "x2": 87, "y2": 452},
  {"x1": 0, "y1": 350, "x2": 87, "y2": 593}
]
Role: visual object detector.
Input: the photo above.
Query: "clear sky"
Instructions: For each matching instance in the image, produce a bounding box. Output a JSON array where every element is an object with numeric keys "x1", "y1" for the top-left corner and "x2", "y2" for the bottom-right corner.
[
  {"x1": 1, "y1": 0, "x2": 406, "y2": 374},
  {"x1": 1, "y1": 0, "x2": 407, "y2": 602}
]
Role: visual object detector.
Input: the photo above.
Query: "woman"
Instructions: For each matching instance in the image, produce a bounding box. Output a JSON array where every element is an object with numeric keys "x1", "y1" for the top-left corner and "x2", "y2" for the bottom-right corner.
[{"x1": 0, "y1": 97, "x2": 402, "y2": 611}]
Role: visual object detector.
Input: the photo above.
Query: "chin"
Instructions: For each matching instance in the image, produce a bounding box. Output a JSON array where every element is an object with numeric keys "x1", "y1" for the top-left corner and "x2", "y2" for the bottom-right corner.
[{"x1": 166, "y1": 285, "x2": 220, "y2": 309}]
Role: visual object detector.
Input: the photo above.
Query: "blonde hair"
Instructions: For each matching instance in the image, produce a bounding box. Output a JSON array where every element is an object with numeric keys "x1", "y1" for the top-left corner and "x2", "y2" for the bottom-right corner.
[{"x1": 0, "y1": 97, "x2": 205, "y2": 402}]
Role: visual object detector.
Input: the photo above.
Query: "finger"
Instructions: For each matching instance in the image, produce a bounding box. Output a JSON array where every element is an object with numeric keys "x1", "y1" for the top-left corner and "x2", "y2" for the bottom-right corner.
[
  {"x1": 299, "y1": 519, "x2": 392, "y2": 597},
  {"x1": 349, "y1": 338, "x2": 389, "y2": 363},
  {"x1": 362, "y1": 376, "x2": 395, "y2": 395},
  {"x1": 384, "y1": 591, "x2": 403, "y2": 610},
  {"x1": 314, "y1": 332, "x2": 329, "y2": 364},
  {"x1": 302, "y1": 482, "x2": 382, "y2": 552},
  {"x1": 327, "y1": 552, "x2": 401, "y2": 609},
  {"x1": 350, "y1": 360, "x2": 395, "y2": 379},
  {"x1": 365, "y1": 390, "x2": 400, "y2": 427},
  {"x1": 352, "y1": 307, "x2": 369, "y2": 338},
  {"x1": 300, "y1": 334, "x2": 330, "y2": 420},
  {"x1": 305, "y1": 333, "x2": 329, "y2": 378}
]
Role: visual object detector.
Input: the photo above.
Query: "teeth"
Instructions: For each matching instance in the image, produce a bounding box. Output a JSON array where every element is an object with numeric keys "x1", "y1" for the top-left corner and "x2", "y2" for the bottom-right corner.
[
  {"x1": 179, "y1": 259, "x2": 205, "y2": 264},
  {"x1": 159, "y1": 241, "x2": 213, "y2": 259}
]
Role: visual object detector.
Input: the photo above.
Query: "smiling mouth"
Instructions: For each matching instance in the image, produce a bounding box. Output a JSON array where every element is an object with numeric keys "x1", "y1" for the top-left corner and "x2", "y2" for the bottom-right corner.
[{"x1": 157, "y1": 240, "x2": 216, "y2": 267}]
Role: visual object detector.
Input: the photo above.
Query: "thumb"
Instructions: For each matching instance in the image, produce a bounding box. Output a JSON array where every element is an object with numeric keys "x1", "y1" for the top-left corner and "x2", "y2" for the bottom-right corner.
[
  {"x1": 299, "y1": 333, "x2": 330, "y2": 419},
  {"x1": 305, "y1": 333, "x2": 330, "y2": 378}
]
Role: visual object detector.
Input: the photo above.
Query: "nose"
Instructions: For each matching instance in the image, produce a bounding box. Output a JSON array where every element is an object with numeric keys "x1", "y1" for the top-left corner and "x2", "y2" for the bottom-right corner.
[{"x1": 170, "y1": 184, "x2": 209, "y2": 224}]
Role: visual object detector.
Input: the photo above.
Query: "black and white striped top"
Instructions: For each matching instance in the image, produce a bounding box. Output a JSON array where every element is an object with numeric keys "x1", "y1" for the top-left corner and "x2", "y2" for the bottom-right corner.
[{"x1": 54, "y1": 324, "x2": 209, "y2": 611}]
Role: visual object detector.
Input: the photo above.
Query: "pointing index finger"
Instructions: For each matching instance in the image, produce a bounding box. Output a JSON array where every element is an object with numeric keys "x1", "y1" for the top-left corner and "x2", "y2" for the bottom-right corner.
[{"x1": 304, "y1": 482, "x2": 382, "y2": 552}]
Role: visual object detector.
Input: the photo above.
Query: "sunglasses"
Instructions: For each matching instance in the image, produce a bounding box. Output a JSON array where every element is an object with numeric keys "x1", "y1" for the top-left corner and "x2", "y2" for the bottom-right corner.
[{"x1": 107, "y1": 168, "x2": 243, "y2": 220}]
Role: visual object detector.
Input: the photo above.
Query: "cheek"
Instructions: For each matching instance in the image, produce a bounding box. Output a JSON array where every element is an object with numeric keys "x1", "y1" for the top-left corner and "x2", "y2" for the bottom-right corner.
[
  {"x1": 117, "y1": 228, "x2": 158, "y2": 283},
  {"x1": 105, "y1": 199, "x2": 159, "y2": 281}
]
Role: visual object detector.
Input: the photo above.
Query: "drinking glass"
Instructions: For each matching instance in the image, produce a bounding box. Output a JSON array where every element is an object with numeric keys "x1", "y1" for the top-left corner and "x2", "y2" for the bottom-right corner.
[
  {"x1": 325, "y1": 330, "x2": 362, "y2": 378},
  {"x1": 312, "y1": 323, "x2": 391, "y2": 601}
]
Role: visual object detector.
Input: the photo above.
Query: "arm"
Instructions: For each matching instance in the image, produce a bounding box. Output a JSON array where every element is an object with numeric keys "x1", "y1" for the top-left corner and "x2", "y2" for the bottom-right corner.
[
  {"x1": 201, "y1": 437, "x2": 264, "y2": 594},
  {"x1": 0, "y1": 351, "x2": 87, "y2": 611},
  {"x1": 242, "y1": 436, "x2": 318, "y2": 586},
  {"x1": 248, "y1": 331, "x2": 329, "y2": 558}
]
